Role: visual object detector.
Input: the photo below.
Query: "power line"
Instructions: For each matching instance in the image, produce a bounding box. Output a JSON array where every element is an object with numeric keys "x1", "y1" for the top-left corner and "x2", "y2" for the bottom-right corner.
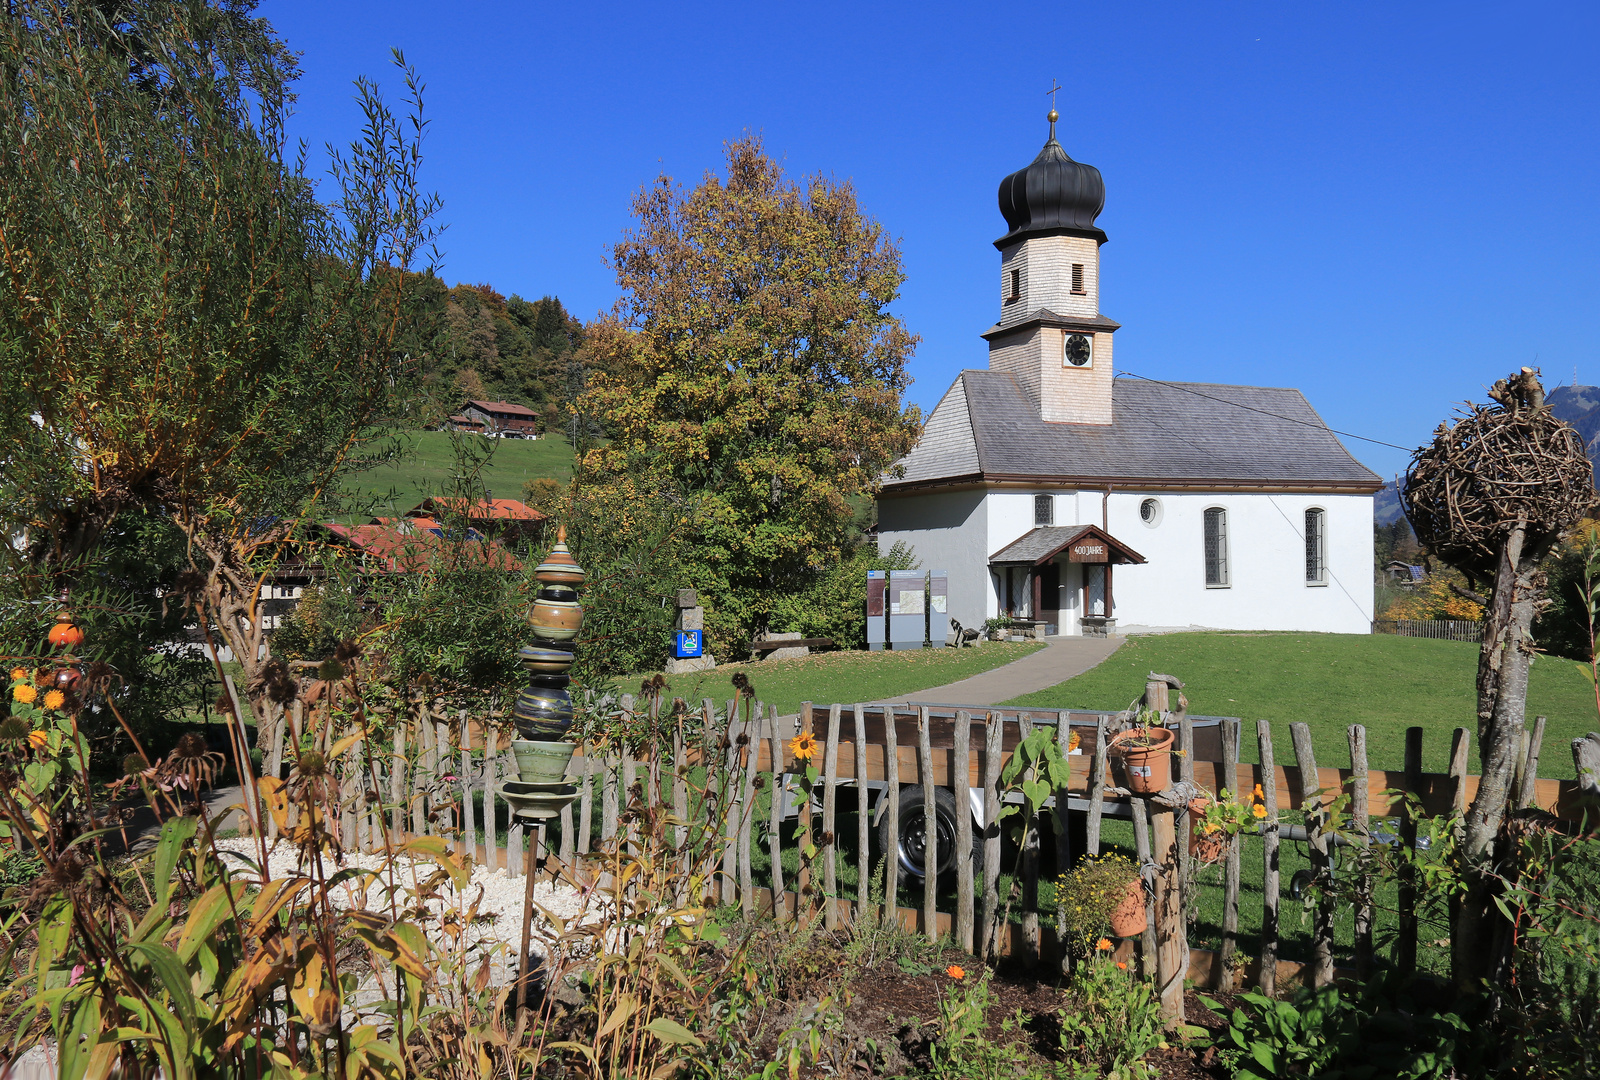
[{"x1": 1117, "y1": 371, "x2": 1414, "y2": 454}]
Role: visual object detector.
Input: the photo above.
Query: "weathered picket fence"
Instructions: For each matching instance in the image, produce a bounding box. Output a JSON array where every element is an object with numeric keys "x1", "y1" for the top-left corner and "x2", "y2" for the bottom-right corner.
[
  {"x1": 1374, "y1": 618, "x2": 1485, "y2": 643},
  {"x1": 241, "y1": 683, "x2": 1591, "y2": 994}
]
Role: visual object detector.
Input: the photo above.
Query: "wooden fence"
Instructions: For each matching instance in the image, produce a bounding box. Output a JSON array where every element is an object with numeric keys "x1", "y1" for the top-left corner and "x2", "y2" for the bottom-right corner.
[
  {"x1": 1374, "y1": 618, "x2": 1485, "y2": 643},
  {"x1": 243, "y1": 685, "x2": 1589, "y2": 993}
]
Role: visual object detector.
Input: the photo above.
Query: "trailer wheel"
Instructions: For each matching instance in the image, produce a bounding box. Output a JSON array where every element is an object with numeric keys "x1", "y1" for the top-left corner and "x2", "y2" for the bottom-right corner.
[{"x1": 878, "y1": 785, "x2": 983, "y2": 881}]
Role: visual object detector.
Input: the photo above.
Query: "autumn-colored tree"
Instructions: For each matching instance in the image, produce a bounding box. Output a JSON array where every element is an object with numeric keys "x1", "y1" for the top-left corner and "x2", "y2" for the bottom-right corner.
[{"x1": 575, "y1": 135, "x2": 922, "y2": 655}]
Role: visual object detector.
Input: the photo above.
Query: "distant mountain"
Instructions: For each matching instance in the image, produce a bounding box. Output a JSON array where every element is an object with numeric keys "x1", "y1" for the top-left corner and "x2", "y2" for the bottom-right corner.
[
  {"x1": 1373, "y1": 383, "x2": 1600, "y2": 528},
  {"x1": 1546, "y1": 384, "x2": 1600, "y2": 479}
]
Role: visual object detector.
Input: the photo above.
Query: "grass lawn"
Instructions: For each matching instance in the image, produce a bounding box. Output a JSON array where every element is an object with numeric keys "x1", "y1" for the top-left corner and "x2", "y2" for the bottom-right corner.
[
  {"x1": 615, "y1": 642, "x2": 1045, "y2": 718},
  {"x1": 1002, "y1": 631, "x2": 1596, "y2": 779},
  {"x1": 339, "y1": 430, "x2": 574, "y2": 518}
]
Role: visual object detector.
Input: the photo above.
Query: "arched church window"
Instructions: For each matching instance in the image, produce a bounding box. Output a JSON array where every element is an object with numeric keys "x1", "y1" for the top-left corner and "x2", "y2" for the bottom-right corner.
[
  {"x1": 1305, "y1": 508, "x2": 1327, "y2": 585},
  {"x1": 1204, "y1": 507, "x2": 1229, "y2": 587}
]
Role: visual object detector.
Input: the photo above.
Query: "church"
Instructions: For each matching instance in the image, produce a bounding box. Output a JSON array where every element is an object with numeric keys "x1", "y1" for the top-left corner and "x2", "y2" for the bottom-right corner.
[{"x1": 877, "y1": 111, "x2": 1382, "y2": 638}]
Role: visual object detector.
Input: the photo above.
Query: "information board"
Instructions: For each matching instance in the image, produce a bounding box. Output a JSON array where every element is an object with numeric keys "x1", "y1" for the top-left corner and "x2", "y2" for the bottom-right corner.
[{"x1": 866, "y1": 570, "x2": 887, "y2": 651}]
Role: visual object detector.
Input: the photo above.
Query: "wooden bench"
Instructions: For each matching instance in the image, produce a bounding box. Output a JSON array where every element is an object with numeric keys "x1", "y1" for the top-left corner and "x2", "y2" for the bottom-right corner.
[{"x1": 749, "y1": 637, "x2": 837, "y2": 654}]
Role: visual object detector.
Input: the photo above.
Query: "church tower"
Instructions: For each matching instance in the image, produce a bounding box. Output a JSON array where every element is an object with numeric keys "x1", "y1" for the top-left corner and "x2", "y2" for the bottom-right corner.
[{"x1": 984, "y1": 110, "x2": 1119, "y2": 424}]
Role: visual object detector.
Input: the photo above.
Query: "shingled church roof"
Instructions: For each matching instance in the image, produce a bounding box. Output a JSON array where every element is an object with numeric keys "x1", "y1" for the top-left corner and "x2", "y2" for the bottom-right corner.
[{"x1": 885, "y1": 370, "x2": 1383, "y2": 493}]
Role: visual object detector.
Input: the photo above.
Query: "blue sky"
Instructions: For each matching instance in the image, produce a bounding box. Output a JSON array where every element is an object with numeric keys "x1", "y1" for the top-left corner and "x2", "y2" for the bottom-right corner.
[{"x1": 261, "y1": 1, "x2": 1598, "y2": 481}]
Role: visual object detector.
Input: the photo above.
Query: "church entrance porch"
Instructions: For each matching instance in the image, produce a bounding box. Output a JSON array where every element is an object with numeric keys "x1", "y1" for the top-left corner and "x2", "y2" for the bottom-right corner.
[{"x1": 990, "y1": 524, "x2": 1147, "y2": 637}]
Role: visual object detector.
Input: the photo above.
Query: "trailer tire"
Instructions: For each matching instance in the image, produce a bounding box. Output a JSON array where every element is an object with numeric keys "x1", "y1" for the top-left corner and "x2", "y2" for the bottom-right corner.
[{"x1": 878, "y1": 785, "x2": 983, "y2": 882}]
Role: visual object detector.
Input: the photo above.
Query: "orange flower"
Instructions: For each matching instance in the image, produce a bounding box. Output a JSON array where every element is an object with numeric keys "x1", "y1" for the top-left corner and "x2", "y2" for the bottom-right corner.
[
  {"x1": 27, "y1": 730, "x2": 46, "y2": 750},
  {"x1": 8, "y1": 668, "x2": 25, "y2": 682},
  {"x1": 12, "y1": 685, "x2": 36, "y2": 704},
  {"x1": 42, "y1": 690, "x2": 64, "y2": 710},
  {"x1": 788, "y1": 731, "x2": 818, "y2": 762},
  {"x1": 1116, "y1": 961, "x2": 1128, "y2": 970},
  {"x1": 945, "y1": 965, "x2": 966, "y2": 979},
  {"x1": 1095, "y1": 937, "x2": 1113, "y2": 951},
  {"x1": 1252, "y1": 803, "x2": 1268, "y2": 819}
]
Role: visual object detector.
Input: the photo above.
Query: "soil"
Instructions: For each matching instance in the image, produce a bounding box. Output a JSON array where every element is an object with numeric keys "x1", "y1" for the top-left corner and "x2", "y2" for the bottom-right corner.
[{"x1": 739, "y1": 943, "x2": 1235, "y2": 1078}]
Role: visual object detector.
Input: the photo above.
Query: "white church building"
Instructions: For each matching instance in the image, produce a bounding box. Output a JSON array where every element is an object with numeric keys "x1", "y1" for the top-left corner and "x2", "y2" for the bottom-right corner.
[{"x1": 878, "y1": 113, "x2": 1382, "y2": 637}]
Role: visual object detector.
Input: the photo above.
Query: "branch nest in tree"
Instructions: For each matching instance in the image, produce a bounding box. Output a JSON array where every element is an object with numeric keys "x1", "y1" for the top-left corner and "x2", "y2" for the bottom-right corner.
[{"x1": 1404, "y1": 380, "x2": 1595, "y2": 577}]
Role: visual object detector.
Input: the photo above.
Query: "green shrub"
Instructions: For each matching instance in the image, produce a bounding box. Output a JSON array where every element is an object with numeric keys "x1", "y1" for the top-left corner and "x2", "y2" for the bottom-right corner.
[{"x1": 1056, "y1": 955, "x2": 1166, "y2": 1080}]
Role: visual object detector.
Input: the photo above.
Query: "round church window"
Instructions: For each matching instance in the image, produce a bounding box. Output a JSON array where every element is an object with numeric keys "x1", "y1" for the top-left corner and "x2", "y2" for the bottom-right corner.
[{"x1": 1140, "y1": 498, "x2": 1162, "y2": 528}]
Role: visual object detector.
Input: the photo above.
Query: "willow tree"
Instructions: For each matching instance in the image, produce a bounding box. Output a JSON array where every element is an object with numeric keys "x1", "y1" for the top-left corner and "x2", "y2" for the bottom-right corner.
[
  {"x1": 0, "y1": 0, "x2": 440, "y2": 733},
  {"x1": 575, "y1": 135, "x2": 922, "y2": 656},
  {"x1": 1403, "y1": 367, "x2": 1594, "y2": 990}
]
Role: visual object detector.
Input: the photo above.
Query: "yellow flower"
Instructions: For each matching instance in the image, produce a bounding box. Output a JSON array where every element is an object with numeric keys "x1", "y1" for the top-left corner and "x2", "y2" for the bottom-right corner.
[
  {"x1": 12, "y1": 684, "x2": 36, "y2": 704},
  {"x1": 42, "y1": 690, "x2": 64, "y2": 710},
  {"x1": 788, "y1": 731, "x2": 818, "y2": 762},
  {"x1": 8, "y1": 668, "x2": 25, "y2": 682},
  {"x1": 28, "y1": 730, "x2": 46, "y2": 750},
  {"x1": 1252, "y1": 803, "x2": 1268, "y2": 819}
]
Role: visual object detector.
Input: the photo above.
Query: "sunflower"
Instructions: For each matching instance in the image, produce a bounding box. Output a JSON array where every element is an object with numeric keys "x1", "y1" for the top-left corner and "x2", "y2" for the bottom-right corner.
[
  {"x1": 12, "y1": 684, "x2": 36, "y2": 704},
  {"x1": 42, "y1": 690, "x2": 64, "y2": 710},
  {"x1": 788, "y1": 731, "x2": 818, "y2": 762}
]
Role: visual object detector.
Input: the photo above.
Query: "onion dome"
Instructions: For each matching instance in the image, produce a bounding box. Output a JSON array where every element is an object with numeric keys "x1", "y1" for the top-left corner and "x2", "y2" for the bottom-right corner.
[{"x1": 995, "y1": 110, "x2": 1106, "y2": 247}]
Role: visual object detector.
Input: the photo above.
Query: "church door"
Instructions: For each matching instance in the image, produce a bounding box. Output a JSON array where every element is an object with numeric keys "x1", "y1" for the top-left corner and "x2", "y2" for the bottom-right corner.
[{"x1": 1039, "y1": 561, "x2": 1061, "y2": 628}]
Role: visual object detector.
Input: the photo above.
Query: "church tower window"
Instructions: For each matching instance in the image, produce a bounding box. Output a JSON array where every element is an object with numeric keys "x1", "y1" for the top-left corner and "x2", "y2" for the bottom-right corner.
[
  {"x1": 1034, "y1": 494, "x2": 1054, "y2": 527},
  {"x1": 1007, "y1": 268, "x2": 1020, "y2": 304},
  {"x1": 1071, "y1": 263, "x2": 1085, "y2": 295},
  {"x1": 1204, "y1": 507, "x2": 1229, "y2": 587}
]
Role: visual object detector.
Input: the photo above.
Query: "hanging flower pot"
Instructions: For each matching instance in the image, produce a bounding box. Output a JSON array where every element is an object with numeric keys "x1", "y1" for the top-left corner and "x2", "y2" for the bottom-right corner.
[
  {"x1": 1108, "y1": 725, "x2": 1175, "y2": 794},
  {"x1": 1108, "y1": 878, "x2": 1148, "y2": 938}
]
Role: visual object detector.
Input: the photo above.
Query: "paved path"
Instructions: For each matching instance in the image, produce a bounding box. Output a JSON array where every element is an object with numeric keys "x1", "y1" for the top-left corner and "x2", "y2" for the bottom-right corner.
[{"x1": 905, "y1": 635, "x2": 1124, "y2": 707}]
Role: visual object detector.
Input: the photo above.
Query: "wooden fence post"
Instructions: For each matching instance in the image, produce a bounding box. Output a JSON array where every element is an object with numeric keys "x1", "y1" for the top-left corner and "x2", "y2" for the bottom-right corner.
[
  {"x1": 884, "y1": 707, "x2": 901, "y2": 915},
  {"x1": 1149, "y1": 797, "x2": 1185, "y2": 1025},
  {"x1": 1130, "y1": 797, "x2": 1159, "y2": 975},
  {"x1": 822, "y1": 704, "x2": 841, "y2": 930},
  {"x1": 1517, "y1": 717, "x2": 1545, "y2": 808},
  {"x1": 1258, "y1": 720, "x2": 1280, "y2": 997},
  {"x1": 723, "y1": 700, "x2": 740, "y2": 906},
  {"x1": 1349, "y1": 724, "x2": 1373, "y2": 981},
  {"x1": 482, "y1": 729, "x2": 498, "y2": 871},
  {"x1": 1017, "y1": 713, "x2": 1040, "y2": 965},
  {"x1": 766, "y1": 706, "x2": 787, "y2": 922},
  {"x1": 791, "y1": 704, "x2": 811, "y2": 915},
  {"x1": 739, "y1": 710, "x2": 760, "y2": 918},
  {"x1": 1290, "y1": 721, "x2": 1333, "y2": 988},
  {"x1": 917, "y1": 706, "x2": 938, "y2": 943},
  {"x1": 1219, "y1": 718, "x2": 1242, "y2": 989},
  {"x1": 854, "y1": 704, "x2": 870, "y2": 923},
  {"x1": 954, "y1": 709, "x2": 975, "y2": 955},
  {"x1": 460, "y1": 711, "x2": 476, "y2": 863},
  {"x1": 1397, "y1": 726, "x2": 1423, "y2": 977},
  {"x1": 1086, "y1": 715, "x2": 1108, "y2": 856},
  {"x1": 980, "y1": 713, "x2": 1002, "y2": 959},
  {"x1": 389, "y1": 706, "x2": 403, "y2": 843}
]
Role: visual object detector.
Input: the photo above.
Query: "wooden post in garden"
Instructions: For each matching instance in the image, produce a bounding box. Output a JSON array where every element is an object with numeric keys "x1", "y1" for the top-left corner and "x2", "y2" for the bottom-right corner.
[
  {"x1": 766, "y1": 706, "x2": 787, "y2": 922},
  {"x1": 1349, "y1": 724, "x2": 1374, "y2": 981},
  {"x1": 1147, "y1": 796, "x2": 1186, "y2": 1025},
  {"x1": 1258, "y1": 720, "x2": 1280, "y2": 997},
  {"x1": 1516, "y1": 717, "x2": 1545, "y2": 808},
  {"x1": 854, "y1": 704, "x2": 870, "y2": 923},
  {"x1": 482, "y1": 729, "x2": 498, "y2": 871},
  {"x1": 739, "y1": 709, "x2": 760, "y2": 917},
  {"x1": 460, "y1": 711, "x2": 476, "y2": 863},
  {"x1": 822, "y1": 704, "x2": 841, "y2": 930},
  {"x1": 1130, "y1": 798, "x2": 1159, "y2": 972},
  {"x1": 917, "y1": 706, "x2": 938, "y2": 943},
  {"x1": 954, "y1": 709, "x2": 976, "y2": 955},
  {"x1": 1290, "y1": 721, "x2": 1333, "y2": 988},
  {"x1": 980, "y1": 713, "x2": 1003, "y2": 959},
  {"x1": 1398, "y1": 726, "x2": 1423, "y2": 977},
  {"x1": 884, "y1": 707, "x2": 901, "y2": 915},
  {"x1": 390, "y1": 707, "x2": 404, "y2": 843},
  {"x1": 1017, "y1": 713, "x2": 1040, "y2": 964},
  {"x1": 1086, "y1": 715, "x2": 1108, "y2": 856},
  {"x1": 791, "y1": 703, "x2": 811, "y2": 915},
  {"x1": 1219, "y1": 718, "x2": 1243, "y2": 989}
]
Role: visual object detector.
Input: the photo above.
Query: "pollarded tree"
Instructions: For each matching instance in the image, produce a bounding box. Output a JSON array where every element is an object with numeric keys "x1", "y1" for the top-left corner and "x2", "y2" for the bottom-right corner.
[
  {"x1": 576, "y1": 135, "x2": 922, "y2": 654},
  {"x1": 0, "y1": 0, "x2": 440, "y2": 736}
]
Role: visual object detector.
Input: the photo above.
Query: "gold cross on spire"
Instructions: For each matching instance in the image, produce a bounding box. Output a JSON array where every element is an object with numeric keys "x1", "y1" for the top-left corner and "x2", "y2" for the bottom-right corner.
[{"x1": 1045, "y1": 79, "x2": 1062, "y2": 137}]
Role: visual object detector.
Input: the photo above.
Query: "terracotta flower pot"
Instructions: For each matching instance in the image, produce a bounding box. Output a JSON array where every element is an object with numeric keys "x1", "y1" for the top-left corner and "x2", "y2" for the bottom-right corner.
[
  {"x1": 1108, "y1": 879, "x2": 1148, "y2": 938},
  {"x1": 1109, "y1": 726, "x2": 1175, "y2": 794}
]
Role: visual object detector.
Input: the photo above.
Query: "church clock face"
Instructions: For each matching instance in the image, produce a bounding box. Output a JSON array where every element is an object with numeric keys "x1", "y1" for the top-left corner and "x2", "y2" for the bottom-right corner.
[{"x1": 1064, "y1": 333, "x2": 1093, "y2": 367}]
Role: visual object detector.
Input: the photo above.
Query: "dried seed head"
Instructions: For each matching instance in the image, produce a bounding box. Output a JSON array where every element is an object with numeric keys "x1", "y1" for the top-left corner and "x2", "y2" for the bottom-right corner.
[
  {"x1": 736, "y1": 733, "x2": 749, "y2": 747},
  {"x1": 214, "y1": 693, "x2": 235, "y2": 717},
  {"x1": 317, "y1": 658, "x2": 346, "y2": 682},
  {"x1": 175, "y1": 733, "x2": 208, "y2": 759},
  {"x1": 297, "y1": 751, "x2": 326, "y2": 777},
  {"x1": 333, "y1": 639, "x2": 362, "y2": 663},
  {"x1": 730, "y1": 673, "x2": 749, "y2": 693},
  {"x1": 0, "y1": 718, "x2": 29, "y2": 743},
  {"x1": 122, "y1": 754, "x2": 147, "y2": 777}
]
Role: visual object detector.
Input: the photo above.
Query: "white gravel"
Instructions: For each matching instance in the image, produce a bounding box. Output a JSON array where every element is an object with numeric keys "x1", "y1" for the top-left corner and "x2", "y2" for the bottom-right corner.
[{"x1": 213, "y1": 838, "x2": 596, "y2": 980}]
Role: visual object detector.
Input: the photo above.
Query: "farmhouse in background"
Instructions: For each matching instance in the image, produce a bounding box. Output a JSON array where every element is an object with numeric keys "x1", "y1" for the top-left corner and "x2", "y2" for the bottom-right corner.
[
  {"x1": 878, "y1": 113, "x2": 1382, "y2": 637},
  {"x1": 448, "y1": 399, "x2": 542, "y2": 438}
]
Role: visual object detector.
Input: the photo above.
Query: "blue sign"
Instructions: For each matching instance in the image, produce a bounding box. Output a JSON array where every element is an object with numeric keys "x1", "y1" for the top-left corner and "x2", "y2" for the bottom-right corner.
[{"x1": 674, "y1": 630, "x2": 703, "y2": 658}]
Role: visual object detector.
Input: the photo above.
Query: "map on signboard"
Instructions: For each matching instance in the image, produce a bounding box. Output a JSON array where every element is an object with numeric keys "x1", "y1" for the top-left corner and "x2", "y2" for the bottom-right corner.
[
  {"x1": 929, "y1": 573, "x2": 948, "y2": 614},
  {"x1": 891, "y1": 583, "x2": 925, "y2": 615}
]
